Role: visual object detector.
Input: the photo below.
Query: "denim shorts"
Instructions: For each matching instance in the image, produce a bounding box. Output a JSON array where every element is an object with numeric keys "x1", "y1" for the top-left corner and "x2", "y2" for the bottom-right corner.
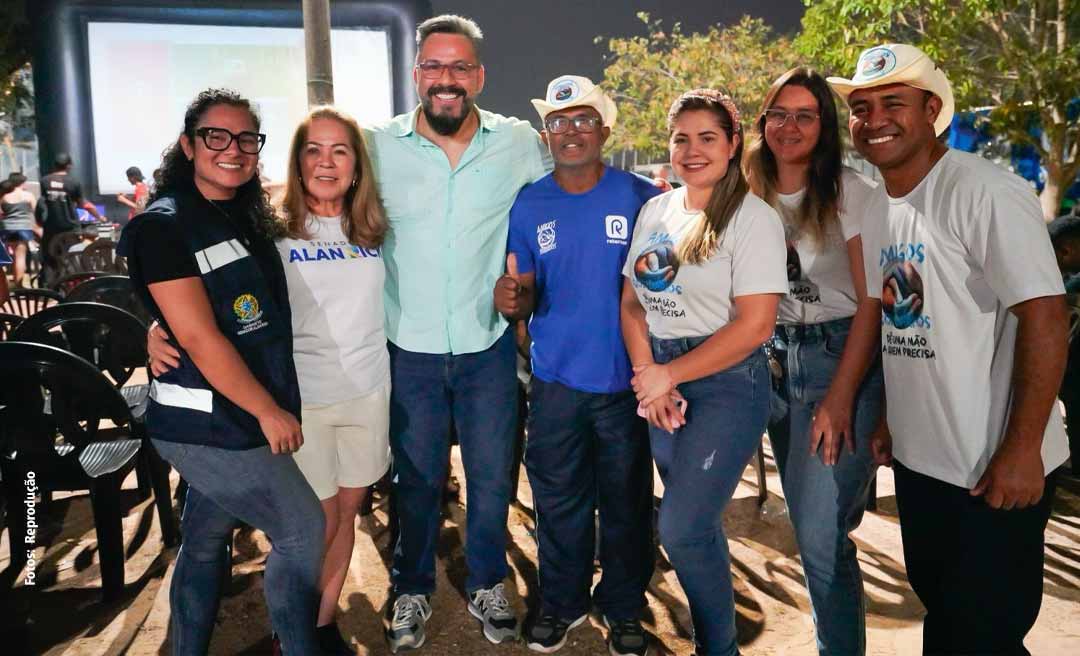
[{"x1": 1, "y1": 229, "x2": 35, "y2": 242}]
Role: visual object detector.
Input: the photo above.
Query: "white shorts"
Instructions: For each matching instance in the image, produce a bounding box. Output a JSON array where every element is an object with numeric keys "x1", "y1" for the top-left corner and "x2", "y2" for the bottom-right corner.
[{"x1": 292, "y1": 382, "x2": 391, "y2": 500}]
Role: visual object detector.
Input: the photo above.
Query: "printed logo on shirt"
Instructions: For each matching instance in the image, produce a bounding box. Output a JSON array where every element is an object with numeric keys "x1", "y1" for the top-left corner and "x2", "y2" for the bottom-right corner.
[
  {"x1": 538, "y1": 219, "x2": 557, "y2": 254},
  {"x1": 233, "y1": 293, "x2": 269, "y2": 335},
  {"x1": 786, "y1": 242, "x2": 821, "y2": 304},
  {"x1": 633, "y1": 239, "x2": 680, "y2": 293},
  {"x1": 605, "y1": 215, "x2": 629, "y2": 243},
  {"x1": 879, "y1": 242, "x2": 935, "y2": 360},
  {"x1": 632, "y1": 234, "x2": 686, "y2": 317},
  {"x1": 288, "y1": 240, "x2": 380, "y2": 263}
]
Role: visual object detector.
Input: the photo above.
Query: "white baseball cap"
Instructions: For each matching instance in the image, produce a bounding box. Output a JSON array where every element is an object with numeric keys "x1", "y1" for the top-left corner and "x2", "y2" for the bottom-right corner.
[
  {"x1": 531, "y1": 75, "x2": 618, "y2": 129},
  {"x1": 827, "y1": 44, "x2": 954, "y2": 136}
]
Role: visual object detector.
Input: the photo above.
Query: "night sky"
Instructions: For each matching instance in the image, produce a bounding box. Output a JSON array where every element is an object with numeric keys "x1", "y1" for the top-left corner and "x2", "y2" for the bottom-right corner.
[{"x1": 429, "y1": 0, "x2": 806, "y2": 128}]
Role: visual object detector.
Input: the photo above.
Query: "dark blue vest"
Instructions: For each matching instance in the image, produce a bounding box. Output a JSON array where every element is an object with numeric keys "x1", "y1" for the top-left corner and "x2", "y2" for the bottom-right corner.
[{"x1": 119, "y1": 193, "x2": 300, "y2": 449}]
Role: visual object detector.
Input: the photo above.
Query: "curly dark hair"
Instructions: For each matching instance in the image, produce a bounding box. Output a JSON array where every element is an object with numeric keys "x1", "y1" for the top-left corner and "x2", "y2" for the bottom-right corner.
[{"x1": 152, "y1": 88, "x2": 282, "y2": 239}]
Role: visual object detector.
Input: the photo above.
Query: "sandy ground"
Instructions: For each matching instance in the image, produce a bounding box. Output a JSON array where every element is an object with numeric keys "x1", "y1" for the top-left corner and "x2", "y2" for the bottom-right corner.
[{"x1": 3, "y1": 435, "x2": 1079, "y2": 656}]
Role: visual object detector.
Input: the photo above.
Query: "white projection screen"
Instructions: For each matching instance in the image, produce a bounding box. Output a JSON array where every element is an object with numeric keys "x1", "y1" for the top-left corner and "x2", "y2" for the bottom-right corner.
[{"x1": 87, "y1": 22, "x2": 393, "y2": 194}]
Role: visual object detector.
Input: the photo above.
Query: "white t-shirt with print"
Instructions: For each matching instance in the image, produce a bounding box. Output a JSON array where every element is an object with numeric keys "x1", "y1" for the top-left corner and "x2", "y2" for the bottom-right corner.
[
  {"x1": 623, "y1": 187, "x2": 787, "y2": 339},
  {"x1": 777, "y1": 168, "x2": 878, "y2": 325},
  {"x1": 861, "y1": 149, "x2": 1068, "y2": 488},
  {"x1": 278, "y1": 215, "x2": 390, "y2": 406}
]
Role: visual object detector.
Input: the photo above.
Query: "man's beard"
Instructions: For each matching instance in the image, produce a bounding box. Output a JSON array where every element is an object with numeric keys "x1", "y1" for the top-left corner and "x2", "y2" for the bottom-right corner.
[{"x1": 421, "y1": 84, "x2": 475, "y2": 136}]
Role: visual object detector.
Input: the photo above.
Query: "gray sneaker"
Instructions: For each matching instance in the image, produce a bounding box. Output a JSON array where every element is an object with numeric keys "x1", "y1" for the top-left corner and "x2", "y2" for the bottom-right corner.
[
  {"x1": 386, "y1": 594, "x2": 432, "y2": 653},
  {"x1": 468, "y1": 582, "x2": 520, "y2": 644}
]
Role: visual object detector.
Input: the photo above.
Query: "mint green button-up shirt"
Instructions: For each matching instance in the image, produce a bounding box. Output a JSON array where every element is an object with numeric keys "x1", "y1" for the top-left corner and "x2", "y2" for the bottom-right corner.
[{"x1": 365, "y1": 107, "x2": 550, "y2": 355}]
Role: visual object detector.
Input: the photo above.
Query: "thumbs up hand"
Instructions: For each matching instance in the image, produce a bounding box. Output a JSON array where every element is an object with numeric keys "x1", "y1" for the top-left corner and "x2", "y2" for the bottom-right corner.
[{"x1": 494, "y1": 253, "x2": 525, "y2": 319}]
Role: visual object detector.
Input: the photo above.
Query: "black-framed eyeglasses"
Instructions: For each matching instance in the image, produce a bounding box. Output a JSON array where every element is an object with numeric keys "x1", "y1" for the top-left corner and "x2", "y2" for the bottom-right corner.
[
  {"x1": 416, "y1": 61, "x2": 480, "y2": 80},
  {"x1": 544, "y1": 116, "x2": 602, "y2": 134},
  {"x1": 194, "y1": 127, "x2": 266, "y2": 154},
  {"x1": 762, "y1": 109, "x2": 820, "y2": 129}
]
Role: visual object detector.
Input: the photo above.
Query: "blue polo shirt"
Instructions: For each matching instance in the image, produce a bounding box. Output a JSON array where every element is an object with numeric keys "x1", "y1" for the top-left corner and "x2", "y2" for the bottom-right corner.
[{"x1": 508, "y1": 167, "x2": 660, "y2": 393}]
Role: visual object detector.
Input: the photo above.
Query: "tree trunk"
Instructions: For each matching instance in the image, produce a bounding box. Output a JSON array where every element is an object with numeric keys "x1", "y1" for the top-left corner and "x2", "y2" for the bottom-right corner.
[
  {"x1": 1040, "y1": 175, "x2": 1063, "y2": 221},
  {"x1": 302, "y1": 0, "x2": 334, "y2": 107}
]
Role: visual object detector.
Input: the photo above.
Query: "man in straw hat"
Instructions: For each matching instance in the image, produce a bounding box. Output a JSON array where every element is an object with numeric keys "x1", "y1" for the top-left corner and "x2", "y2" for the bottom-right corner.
[
  {"x1": 493, "y1": 75, "x2": 659, "y2": 655},
  {"x1": 829, "y1": 44, "x2": 1069, "y2": 654}
]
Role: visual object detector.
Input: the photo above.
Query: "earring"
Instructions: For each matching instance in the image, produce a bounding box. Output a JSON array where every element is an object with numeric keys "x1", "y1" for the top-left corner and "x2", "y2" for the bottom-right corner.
[{"x1": 351, "y1": 177, "x2": 358, "y2": 188}]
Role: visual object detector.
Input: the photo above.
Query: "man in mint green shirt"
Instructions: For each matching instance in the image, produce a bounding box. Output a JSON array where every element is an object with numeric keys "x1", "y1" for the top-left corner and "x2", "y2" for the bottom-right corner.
[{"x1": 364, "y1": 15, "x2": 549, "y2": 653}]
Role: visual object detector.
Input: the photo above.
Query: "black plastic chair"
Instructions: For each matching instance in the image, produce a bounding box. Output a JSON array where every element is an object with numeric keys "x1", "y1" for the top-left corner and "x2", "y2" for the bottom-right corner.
[
  {"x1": 0, "y1": 342, "x2": 143, "y2": 600},
  {"x1": 45, "y1": 231, "x2": 86, "y2": 285},
  {"x1": 51, "y1": 270, "x2": 110, "y2": 296},
  {"x1": 63, "y1": 275, "x2": 151, "y2": 327},
  {"x1": 0, "y1": 312, "x2": 24, "y2": 340},
  {"x1": 8, "y1": 303, "x2": 179, "y2": 546},
  {"x1": 0, "y1": 288, "x2": 64, "y2": 318},
  {"x1": 10, "y1": 301, "x2": 148, "y2": 387},
  {"x1": 79, "y1": 239, "x2": 126, "y2": 274}
]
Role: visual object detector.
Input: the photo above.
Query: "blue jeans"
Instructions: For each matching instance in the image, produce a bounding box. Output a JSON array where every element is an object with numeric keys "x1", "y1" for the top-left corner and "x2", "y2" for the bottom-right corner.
[
  {"x1": 151, "y1": 439, "x2": 324, "y2": 656},
  {"x1": 524, "y1": 378, "x2": 654, "y2": 620},
  {"x1": 388, "y1": 328, "x2": 518, "y2": 595},
  {"x1": 649, "y1": 337, "x2": 770, "y2": 656},
  {"x1": 767, "y1": 318, "x2": 883, "y2": 656}
]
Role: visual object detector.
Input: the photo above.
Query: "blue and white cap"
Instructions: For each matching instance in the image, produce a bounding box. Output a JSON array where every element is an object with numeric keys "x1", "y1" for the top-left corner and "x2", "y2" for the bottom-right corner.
[
  {"x1": 827, "y1": 44, "x2": 954, "y2": 136},
  {"x1": 531, "y1": 75, "x2": 618, "y2": 128}
]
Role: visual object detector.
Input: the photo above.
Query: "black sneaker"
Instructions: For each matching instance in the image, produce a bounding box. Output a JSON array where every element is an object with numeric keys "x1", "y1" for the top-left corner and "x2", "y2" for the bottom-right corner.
[
  {"x1": 603, "y1": 616, "x2": 650, "y2": 656},
  {"x1": 468, "y1": 582, "x2": 519, "y2": 643},
  {"x1": 525, "y1": 613, "x2": 587, "y2": 653},
  {"x1": 385, "y1": 594, "x2": 432, "y2": 653},
  {"x1": 317, "y1": 621, "x2": 355, "y2": 655}
]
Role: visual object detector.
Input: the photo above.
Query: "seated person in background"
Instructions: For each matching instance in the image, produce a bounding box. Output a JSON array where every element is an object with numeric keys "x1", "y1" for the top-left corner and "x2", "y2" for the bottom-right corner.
[{"x1": 67, "y1": 228, "x2": 98, "y2": 253}]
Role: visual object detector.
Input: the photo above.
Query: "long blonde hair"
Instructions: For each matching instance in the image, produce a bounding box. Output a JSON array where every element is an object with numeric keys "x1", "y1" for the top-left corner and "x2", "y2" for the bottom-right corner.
[
  {"x1": 668, "y1": 89, "x2": 749, "y2": 266},
  {"x1": 280, "y1": 106, "x2": 387, "y2": 248},
  {"x1": 743, "y1": 67, "x2": 842, "y2": 248}
]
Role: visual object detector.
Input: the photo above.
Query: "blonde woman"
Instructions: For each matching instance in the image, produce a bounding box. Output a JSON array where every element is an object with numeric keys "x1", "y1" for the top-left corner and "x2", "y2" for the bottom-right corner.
[
  {"x1": 150, "y1": 105, "x2": 388, "y2": 654},
  {"x1": 620, "y1": 89, "x2": 787, "y2": 656}
]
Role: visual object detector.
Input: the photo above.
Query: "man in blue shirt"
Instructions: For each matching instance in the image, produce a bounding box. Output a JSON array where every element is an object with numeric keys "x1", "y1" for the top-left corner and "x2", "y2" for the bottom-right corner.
[{"x1": 494, "y1": 76, "x2": 660, "y2": 656}]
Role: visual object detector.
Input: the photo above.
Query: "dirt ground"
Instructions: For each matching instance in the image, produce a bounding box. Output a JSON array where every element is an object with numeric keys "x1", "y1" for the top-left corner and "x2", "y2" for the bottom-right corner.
[{"x1": 3, "y1": 439, "x2": 1079, "y2": 656}]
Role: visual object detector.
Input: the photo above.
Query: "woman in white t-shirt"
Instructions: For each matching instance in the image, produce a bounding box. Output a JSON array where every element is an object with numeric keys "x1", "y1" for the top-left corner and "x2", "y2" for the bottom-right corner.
[
  {"x1": 150, "y1": 106, "x2": 388, "y2": 654},
  {"x1": 274, "y1": 106, "x2": 391, "y2": 654},
  {"x1": 620, "y1": 89, "x2": 787, "y2": 656},
  {"x1": 743, "y1": 67, "x2": 884, "y2": 655}
]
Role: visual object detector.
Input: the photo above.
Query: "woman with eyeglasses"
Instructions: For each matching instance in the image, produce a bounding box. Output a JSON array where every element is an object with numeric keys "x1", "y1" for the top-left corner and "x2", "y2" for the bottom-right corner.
[
  {"x1": 620, "y1": 89, "x2": 787, "y2": 656},
  {"x1": 148, "y1": 105, "x2": 389, "y2": 655},
  {"x1": 743, "y1": 67, "x2": 884, "y2": 655},
  {"x1": 118, "y1": 88, "x2": 324, "y2": 656}
]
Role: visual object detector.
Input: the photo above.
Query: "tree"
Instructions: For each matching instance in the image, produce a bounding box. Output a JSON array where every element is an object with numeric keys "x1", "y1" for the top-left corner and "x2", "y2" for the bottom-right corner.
[
  {"x1": 597, "y1": 13, "x2": 799, "y2": 159},
  {"x1": 796, "y1": 0, "x2": 1080, "y2": 219},
  {"x1": 0, "y1": 0, "x2": 33, "y2": 174}
]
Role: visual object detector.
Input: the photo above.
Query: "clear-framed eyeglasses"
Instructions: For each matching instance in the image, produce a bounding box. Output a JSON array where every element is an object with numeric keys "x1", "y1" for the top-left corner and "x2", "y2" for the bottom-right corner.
[
  {"x1": 415, "y1": 61, "x2": 480, "y2": 80},
  {"x1": 762, "y1": 109, "x2": 820, "y2": 129},
  {"x1": 544, "y1": 116, "x2": 602, "y2": 134}
]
